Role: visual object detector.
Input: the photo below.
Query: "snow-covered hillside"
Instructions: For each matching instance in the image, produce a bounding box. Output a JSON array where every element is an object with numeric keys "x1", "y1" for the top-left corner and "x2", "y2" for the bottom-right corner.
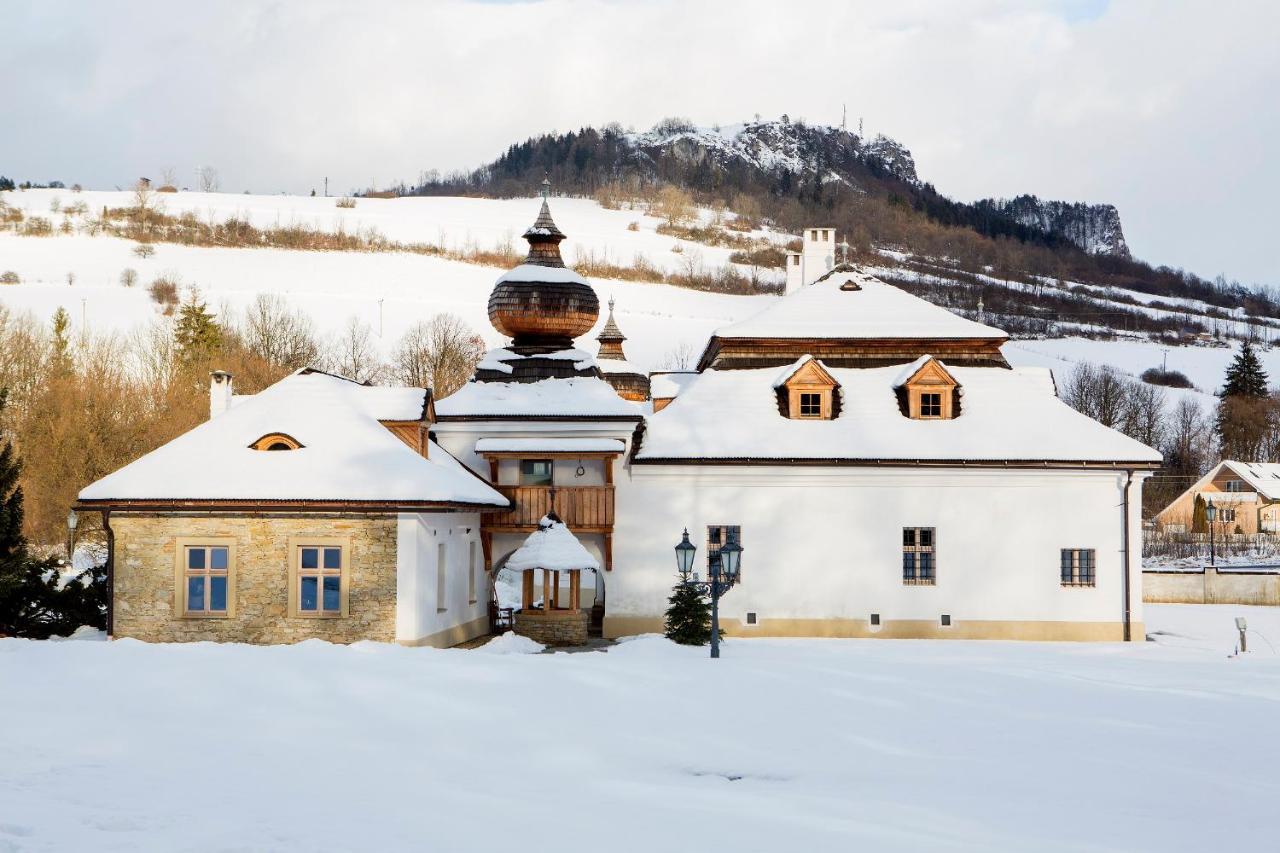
[
  {"x1": 1, "y1": 604, "x2": 1276, "y2": 852},
  {"x1": 0, "y1": 188, "x2": 1269, "y2": 393}
]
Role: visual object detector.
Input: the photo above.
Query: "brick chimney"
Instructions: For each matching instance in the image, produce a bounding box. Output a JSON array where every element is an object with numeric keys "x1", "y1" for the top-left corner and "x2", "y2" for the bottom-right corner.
[{"x1": 209, "y1": 370, "x2": 233, "y2": 419}]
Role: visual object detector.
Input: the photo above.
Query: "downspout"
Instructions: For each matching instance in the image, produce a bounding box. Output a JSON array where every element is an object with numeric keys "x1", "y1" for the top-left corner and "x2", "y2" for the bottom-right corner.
[
  {"x1": 1121, "y1": 471, "x2": 1133, "y2": 643},
  {"x1": 102, "y1": 510, "x2": 114, "y2": 638}
]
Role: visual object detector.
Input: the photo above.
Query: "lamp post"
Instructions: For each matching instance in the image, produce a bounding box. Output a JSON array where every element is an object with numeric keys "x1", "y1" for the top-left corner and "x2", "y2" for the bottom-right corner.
[
  {"x1": 1205, "y1": 500, "x2": 1217, "y2": 567},
  {"x1": 66, "y1": 508, "x2": 79, "y2": 562},
  {"x1": 674, "y1": 528, "x2": 742, "y2": 659}
]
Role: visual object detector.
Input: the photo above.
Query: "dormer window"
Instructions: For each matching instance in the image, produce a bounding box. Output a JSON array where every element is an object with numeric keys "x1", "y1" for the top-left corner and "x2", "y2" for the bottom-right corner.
[
  {"x1": 895, "y1": 356, "x2": 960, "y2": 420},
  {"x1": 249, "y1": 433, "x2": 303, "y2": 451},
  {"x1": 773, "y1": 356, "x2": 840, "y2": 421}
]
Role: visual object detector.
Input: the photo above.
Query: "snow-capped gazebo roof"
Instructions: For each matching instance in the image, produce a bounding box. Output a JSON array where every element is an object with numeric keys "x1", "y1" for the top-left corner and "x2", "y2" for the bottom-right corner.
[{"x1": 504, "y1": 515, "x2": 601, "y2": 573}]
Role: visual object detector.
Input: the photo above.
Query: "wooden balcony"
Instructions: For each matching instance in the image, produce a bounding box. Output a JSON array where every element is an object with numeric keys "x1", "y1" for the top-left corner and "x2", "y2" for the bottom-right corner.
[{"x1": 482, "y1": 485, "x2": 615, "y2": 533}]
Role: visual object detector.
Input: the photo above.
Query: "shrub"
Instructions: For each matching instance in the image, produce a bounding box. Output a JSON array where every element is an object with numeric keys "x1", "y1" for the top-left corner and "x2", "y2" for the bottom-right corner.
[
  {"x1": 119, "y1": 268, "x2": 138, "y2": 287},
  {"x1": 157, "y1": 185, "x2": 178, "y2": 193},
  {"x1": 148, "y1": 275, "x2": 180, "y2": 311},
  {"x1": 1140, "y1": 367, "x2": 1193, "y2": 388},
  {"x1": 0, "y1": 271, "x2": 19, "y2": 285},
  {"x1": 132, "y1": 242, "x2": 155, "y2": 259},
  {"x1": 626, "y1": 221, "x2": 639, "y2": 232},
  {"x1": 335, "y1": 197, "x2": 357, "y2": 209}
]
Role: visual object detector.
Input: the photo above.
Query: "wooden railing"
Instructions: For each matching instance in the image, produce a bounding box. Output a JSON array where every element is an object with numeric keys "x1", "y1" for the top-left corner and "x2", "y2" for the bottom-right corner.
[{"x1": 483, "y1": 485, "x2": 615, "y2": 531}]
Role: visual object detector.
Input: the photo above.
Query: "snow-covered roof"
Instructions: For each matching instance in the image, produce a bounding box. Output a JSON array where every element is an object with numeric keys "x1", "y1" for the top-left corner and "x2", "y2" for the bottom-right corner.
[
  {"x1": 436, "y1": 377, "x2": 641, "y2": 420},
  {"x1": 477, "y1": 347, "x2": 596, "y2": 375},
  {"x1": 635, "y1": 364, "x2": 1161, "y2": 463},
  {"x1": 1218, "y1": 462, "x2": 1280, "y2": 500},
  {"x1": 596, "y1": 357, "x2": 644, "y2": 376},
  {"x1": 504, "y1": 516, "x2": 601, "y2": 572},
  {"x1": 496, "y1": 264, "x2": 589, "y2": 286},
  {"x1": 649, "y1": 372, "x2": 699, "y2": 399},
  {"x1": 475, "y1": 438, "x2": 625, "y2": 454},
  {"x1": 712, "y1": 268, "x2": 1007, "y2": 341},
  {"x1": 79, "y1": 371, "x2": 507, "y2": 506}
]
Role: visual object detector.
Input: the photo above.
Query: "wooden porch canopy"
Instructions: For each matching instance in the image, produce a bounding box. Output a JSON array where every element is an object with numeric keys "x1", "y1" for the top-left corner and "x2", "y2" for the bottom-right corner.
[
  {"x1": 474, "y1": 438, "x2": 625, "y2": 459},
  {"x1": 504, "y1": 514, "x2": 601, "y2": 616}
]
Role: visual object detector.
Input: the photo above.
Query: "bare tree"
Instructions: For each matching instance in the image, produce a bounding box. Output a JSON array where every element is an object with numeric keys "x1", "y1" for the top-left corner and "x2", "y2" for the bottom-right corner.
[
  {"x1": 660, "y1": 340, "x2": 698, "y2": 371},
  {"x1": 238, "y1": 294, "x2": 320, "y2": 371},
  {"x1": 159, "y1": 167, "x2": 178, "y2": 188},
  {"x1": 391, "y1": 313, "x2": 485, "y2": 398},
  {"x1": 324, "y1": 316, "x2": 385, "y2": 384},
  {"x1": 198, "y1": 166, "x2": 220, "y2": 193}
]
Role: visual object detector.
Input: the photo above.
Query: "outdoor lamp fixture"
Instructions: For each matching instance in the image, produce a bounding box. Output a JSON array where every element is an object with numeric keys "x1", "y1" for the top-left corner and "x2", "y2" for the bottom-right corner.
[
  {"x1": 1205, "y1": 500, "x2": 1217, "y2": 567},
  {"x1": 66, "y1": 508, "x2": 79, "y2": 559},
  {"x1": 674, "y1": 527, "x2": 743, "y2": 660}
]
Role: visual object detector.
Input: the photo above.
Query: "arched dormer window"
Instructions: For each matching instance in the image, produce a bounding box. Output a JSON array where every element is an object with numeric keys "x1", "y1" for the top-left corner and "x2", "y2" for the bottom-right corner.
[
  {"x1": 772, "y1": 355, "x2": 840, "y2": 420},
  {"x1": 894, "y1": 356, "x2": 960, "y2": 420},
  {"x1": 249, "y1": 433, "x2": 304, "y2": 451}
]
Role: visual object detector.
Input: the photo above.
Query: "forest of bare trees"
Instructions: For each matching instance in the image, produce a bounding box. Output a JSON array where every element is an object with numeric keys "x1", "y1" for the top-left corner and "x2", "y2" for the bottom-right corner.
[{"x1": 0, "y1": 297, "x2": 485, "y2": 548}]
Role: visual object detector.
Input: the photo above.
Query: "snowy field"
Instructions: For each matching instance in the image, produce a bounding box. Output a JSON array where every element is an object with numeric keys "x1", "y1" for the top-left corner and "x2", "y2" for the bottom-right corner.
[{"x1": 2, "y1": 604, "x2": 1278, "y2": 853}]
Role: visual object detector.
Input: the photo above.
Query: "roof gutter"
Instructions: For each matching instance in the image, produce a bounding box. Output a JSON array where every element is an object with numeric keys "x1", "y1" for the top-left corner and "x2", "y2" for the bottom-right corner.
[
  {"x1": 630, "y1": 457, "x2": 1162, "y2": 471},
  {"x1": 1121, "y1": 470, "x2": 1133, "y2": 643}
]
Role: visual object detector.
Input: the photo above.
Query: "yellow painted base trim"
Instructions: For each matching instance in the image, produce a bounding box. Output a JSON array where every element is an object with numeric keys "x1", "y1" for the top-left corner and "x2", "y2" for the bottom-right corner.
[
  {"x1": 399, "y1": 615, "x2": 490, "y2": 649},
  {"x1": 603, "y1": 616, "x2": 1145, "y2": 643}
]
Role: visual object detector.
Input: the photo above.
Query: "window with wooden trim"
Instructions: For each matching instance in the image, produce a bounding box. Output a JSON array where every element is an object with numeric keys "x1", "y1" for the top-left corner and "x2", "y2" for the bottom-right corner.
[
  {"x1": 779, "y1": 358, "x2": 839, "y2": 420},
  {"x1": 1060, "y1": 549, "x2": 1095, "y2": 587},
  {"x1": 902, "y1": 528, "x2": 936, "y2": 585},
  {"x1": 919, "y1": 393, "x2": 943, "y2": 418},
  {"x1": 798, "y1": 392, "x2": 823, "y2": 418},
  {"x1": 519, "y1": 459, "x2": 553, "y2": 486},
  {"x1": 1225, "y1": 479, "x2": 1246, "y2": 492},
  {"x1": 1219, "y1": 507, "x2": 1237, "y2": 523},
  {"x1": 707, "y1": 525, "x2": 741, "y2": 581},
  {"x1": 288, "y1": 539, "x2": 349, "y2": 618},
  {"x1": 179, "y1": 543, "x2": 233, "y2": 616},
  {"x1": 900, "y1": 358, "x2": 959, "y2": 420},
  {"x1": 249, "y1": 432, "x2": 303, "y2": 451}
]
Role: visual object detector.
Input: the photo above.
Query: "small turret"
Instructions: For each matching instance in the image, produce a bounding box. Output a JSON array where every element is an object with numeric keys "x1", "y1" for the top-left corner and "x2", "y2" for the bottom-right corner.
[{"x1": 595, "y1": 298, "x2": 649, "y2": 401}]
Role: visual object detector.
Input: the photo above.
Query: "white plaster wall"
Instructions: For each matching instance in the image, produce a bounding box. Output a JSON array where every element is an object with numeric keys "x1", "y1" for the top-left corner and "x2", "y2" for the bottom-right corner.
[
  {"x1": 802, "y1": 227, "x2": 835, "y2": 285},
  {"x1": 611, "y1": 465, "x2": 1147, "y2": 628},
  {"x1": 395, "y1": 512, "x2": 486, "y2": 642},
  {"x1": 433, "y1": 421, "x2": 636, "y2": 479}
]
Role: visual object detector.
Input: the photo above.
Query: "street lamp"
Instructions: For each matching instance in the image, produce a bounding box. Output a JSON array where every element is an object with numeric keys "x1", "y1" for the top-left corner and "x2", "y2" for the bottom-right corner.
[
  {"x1": 66, "y1": 508, "x2": 79, "y2": 561},
  {"x1": 1205, "y1": 500, "x2": 1217, "y2": 567},
  {"x1": 673, "y1": 528, "x2": 742, "y2": 659}
]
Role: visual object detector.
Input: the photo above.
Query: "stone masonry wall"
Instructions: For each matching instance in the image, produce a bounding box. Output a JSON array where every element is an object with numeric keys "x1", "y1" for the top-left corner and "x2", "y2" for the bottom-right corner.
[
  {"x1": 112, "y1": 514, "x2": 397, "y2": 643},
  {"x1": 513, "y1": 609, "x2": 589, "y2": 647}
]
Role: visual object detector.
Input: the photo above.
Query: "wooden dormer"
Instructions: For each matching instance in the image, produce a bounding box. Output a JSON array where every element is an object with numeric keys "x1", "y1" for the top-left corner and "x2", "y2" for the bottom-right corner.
[
  {"x1": 379, "y1": 389, "x2": 435, "y2": 458},
  {"x1": 774, "y1": 356, "x2": 841, "y2": 420},
  {"x1": 895, "y1": 356, "x2": 960, "y2": 420}
]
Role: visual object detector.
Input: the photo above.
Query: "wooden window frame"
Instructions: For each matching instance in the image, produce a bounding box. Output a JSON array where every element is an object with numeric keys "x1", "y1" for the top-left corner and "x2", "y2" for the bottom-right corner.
[
  {"x1": 706, "y1": 525, "x2": 742, "y2": 582},
  {"x1": 173, "y1": 537, "x2": 237, "y2": 619},
  {"x1": 249, "y1": 432, "x2": 303, "y2": 451},
  {"x1": 1060, "y1": 548, "x2": 1096, "y2": 587},
  {"x1": 902, "y1": 527, "x2": 936, "y2": 586},
  {"x1": 287, "y1": 537, "x2": 351, "y2": 618},
  {"x1": 519, "y1": 458, "x2": 554, "y2": 487}
]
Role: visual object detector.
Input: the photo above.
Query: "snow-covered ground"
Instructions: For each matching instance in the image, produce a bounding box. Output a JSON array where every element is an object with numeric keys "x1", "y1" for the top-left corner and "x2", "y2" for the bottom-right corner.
[
  {"x1": 0, "y1": 189, "x2": 1268, "y2": 387},
  {"x1": 2, "y1": 604, "x2": 1278, "y2": 852}
]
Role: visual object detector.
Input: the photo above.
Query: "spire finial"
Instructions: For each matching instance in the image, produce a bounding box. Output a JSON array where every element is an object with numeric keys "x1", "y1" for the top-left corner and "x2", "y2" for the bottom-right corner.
[
  {"x1": 608, "y1": 296, "x2": 615, "y2": 313},
  {"x1": 541, "y1": 174, "x2": 551, "y2": 200},
  {"x1": 838, "y1": 239, "x2": 851, "y2": 264}
]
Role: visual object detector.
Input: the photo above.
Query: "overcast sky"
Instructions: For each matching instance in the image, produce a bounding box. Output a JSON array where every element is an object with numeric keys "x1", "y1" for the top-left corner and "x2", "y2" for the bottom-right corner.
[{"x1": 2, "y1": 0, "x2": 1276, "y2": 284}]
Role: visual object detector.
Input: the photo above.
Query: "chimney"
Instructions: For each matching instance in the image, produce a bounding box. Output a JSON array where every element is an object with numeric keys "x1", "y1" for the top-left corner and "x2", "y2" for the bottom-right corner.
[{"x1": 209, "y1": 370, "x2": 233, "y2": 419}]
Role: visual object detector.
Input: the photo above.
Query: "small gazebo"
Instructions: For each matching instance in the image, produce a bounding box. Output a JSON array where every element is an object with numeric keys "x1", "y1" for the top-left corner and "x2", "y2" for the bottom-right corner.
[{"x1": 505, "y1": 513, "x2": 600, "y2": 646}]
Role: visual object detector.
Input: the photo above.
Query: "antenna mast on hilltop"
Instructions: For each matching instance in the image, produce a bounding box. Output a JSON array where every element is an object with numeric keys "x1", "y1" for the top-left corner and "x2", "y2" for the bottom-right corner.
[
  {"x1": 842, "y1": 104, "x2": 847, "y2": 131},
  {"x1": 859, "y1": 117, "x2": 864, "y2": 138}
]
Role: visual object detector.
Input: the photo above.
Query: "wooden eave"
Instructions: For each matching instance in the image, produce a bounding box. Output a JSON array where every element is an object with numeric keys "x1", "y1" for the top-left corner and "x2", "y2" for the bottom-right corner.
[
  {"x1": 630, "y1": 457, "x2": 1161, "y2": 470},
  {"x1": 898, "y1": 357, "x2": 958, "y2": 390},
  {"x1": 697, "y1": 335, "x2": 1010, "y2": 371},
  {"x1": 74, "y1": 497, "x2": 510, "y2": 513}
]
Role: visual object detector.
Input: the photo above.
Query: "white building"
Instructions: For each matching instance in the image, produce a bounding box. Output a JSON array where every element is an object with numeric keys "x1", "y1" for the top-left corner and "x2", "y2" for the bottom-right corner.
[{"x1": 784, "y1": 226, "x2": 838, "y2": 294}]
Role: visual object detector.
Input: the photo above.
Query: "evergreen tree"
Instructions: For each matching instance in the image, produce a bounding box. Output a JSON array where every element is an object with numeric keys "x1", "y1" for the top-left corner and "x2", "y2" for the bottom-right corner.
[
  {"x1": 0, "y1": 390, "x2": 105, "y2": 638},
  {"x1": 663, "y1": 568, "x2": 714, "y2": 645},
  {"x1": 1220, "y1": 341, "x2": 1269, "y2": 397},
  {"x1": 174, "y1": 294, "x2": 223, "y2": 367},
  {"x1": 1215, "y1": 340, "x2": 1275, "y2": 458},
  {"x1": 50, "y1": 307, "x2": 72, "y2": 376},
  {"x1": 1192, "y1": 494, "x2": 1207, "y2": 533}
]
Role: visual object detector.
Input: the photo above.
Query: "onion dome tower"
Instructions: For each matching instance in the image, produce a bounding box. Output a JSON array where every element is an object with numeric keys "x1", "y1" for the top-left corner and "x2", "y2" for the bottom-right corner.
[
  {"x1": 486, "y1": 179, "x2": 600, "y2": 355},
  {"x1": 595, "y1": 298, "x2": 650, "y2": 401},
  {"x1": 474, "y1": 180, "x2": 607, "y2": 384}
]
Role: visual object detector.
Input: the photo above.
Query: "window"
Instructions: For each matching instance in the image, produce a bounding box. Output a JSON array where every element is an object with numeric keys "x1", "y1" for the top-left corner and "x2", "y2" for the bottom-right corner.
[
  {"x1": 901, "y1": 357, "x2": 959, "y2": 420},
  {"x1": 1225, "y1": 479, "x2": 1245, "y2": 492},
  {"x1": 798, "y1": 392, "x2": 823, "y2": 418},
  {"x1": 520, "y1": 459, "x2": 553, "y2": 486},
  {"x1": 1060, "y1": 549, "x2": 1096, "y2": 586},
  {"x1": 288, "y1": 539, "x2": 349, "y2": 617},
  {"x1": 707, "y1": 525, "x2": 742, "y2": 581},
  {"x1": 1219, "y1": 507, "x2": 1237, "y2": 523},
  {"x1": 919, "y1": 393, "x2": 943, "y2": 418},
  {"x1": 870, "y1": 613, "x2": 881, "y2": 626},
  {"x1": 902, "y1": 528, "x2": 936, "y2": 585},
  {"x1": 468, "y1": 542, "x2": 478, "y2": 605},
  {"x1": 181, "y1": 544, "x2": 231, "y2": 616},
  {"x1": 249, "y1": 432, "x2": 303, "y2": 451},
  {"x1": 437, "y1": 543, "x2": 448, "y2": 612},
  {"x1": 746, "y1": 611, "x2": 757, "y2": 625}
]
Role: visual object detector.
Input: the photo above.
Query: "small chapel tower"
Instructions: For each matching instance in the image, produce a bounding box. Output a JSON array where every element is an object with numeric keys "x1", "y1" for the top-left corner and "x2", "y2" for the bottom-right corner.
[{"x1": 595, "y1": 297, "x2": 650, "y2": 401}]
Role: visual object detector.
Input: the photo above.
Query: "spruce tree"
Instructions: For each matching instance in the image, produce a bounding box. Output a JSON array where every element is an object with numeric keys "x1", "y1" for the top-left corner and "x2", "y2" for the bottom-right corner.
[
  {"x1": 0, "y1": 390, "x2": 104, "y2": 638},
  {"x1": 663, "y1": 568, "x2": 714, "y2": 645},
  {"x1": 174, "y1": 294, "x2": 223, "y2": 367},
  {"x1": 1220, "y1": 341, "x2": 1269, "y2": 398}
]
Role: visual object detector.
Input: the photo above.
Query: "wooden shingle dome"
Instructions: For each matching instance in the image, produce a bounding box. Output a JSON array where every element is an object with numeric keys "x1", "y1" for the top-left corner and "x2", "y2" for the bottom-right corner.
[{"x1": 487, "y1": 183, "x2": 600, "y2": 352}]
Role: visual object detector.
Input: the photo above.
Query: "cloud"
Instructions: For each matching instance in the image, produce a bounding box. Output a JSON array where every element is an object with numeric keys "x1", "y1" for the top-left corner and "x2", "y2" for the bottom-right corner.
[{"x1": 1, "y1": 0, "x2": 1276, "y2": 284}]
